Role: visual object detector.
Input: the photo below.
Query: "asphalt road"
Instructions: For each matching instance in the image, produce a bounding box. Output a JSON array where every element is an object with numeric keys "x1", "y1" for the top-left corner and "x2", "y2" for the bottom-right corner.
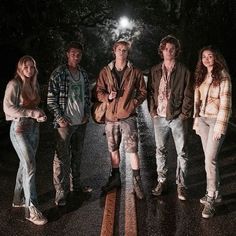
[{"x1": 0, "y1": 101, "x2": 236, "y2": 236}]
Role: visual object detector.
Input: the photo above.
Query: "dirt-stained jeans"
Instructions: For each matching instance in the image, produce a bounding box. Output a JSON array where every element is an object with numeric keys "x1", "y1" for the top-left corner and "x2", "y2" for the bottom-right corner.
[
  {"x1": 198, "y1": 117, "x2": 225, "y2": 197},
  {"x1": 53, "y1": 123, "x2": 87, "y2": 193},
  {"x1": 10, "y1": 118, "x2": 39, "y2": 212},
  {"x1": 153, "y1": 117, "x2": 188, "y2": 187}
]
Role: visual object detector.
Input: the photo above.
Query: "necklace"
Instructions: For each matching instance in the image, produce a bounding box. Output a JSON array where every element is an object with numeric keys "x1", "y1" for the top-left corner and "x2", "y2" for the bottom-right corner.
[
  {"x1": 115, "y1": 66, "x2": 125, "y2": 71},
  {"x1": 206, "y1": 73, "x2": 212, "y2": 81},
  {"x1": 115, "y1": 63, "x2": 126, "y2": 71},
  {"x1": 204, "y1": 73, "x2": 213, "y2": 84},
  {"x1": 68, "y1": 67, "x2": 80, "y2": 81}
]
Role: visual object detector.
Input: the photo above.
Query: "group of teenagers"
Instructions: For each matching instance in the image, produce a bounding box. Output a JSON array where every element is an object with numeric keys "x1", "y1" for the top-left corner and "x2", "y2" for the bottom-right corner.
[{"x1": 3, "y1": 35, "x2": 232, "y2": 225}]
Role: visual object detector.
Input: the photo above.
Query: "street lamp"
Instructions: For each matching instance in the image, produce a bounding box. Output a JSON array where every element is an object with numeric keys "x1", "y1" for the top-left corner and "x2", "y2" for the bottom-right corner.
[
  {"x1": 119, "y1": 16, "x2": 130, "y2": 29},
  {"x1": 115, "y1": 16, "x2": 136, "y2": 40}
]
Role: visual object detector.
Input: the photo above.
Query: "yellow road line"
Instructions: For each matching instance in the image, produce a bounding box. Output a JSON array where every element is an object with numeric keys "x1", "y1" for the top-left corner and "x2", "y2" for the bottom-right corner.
[
  {"x1": 125, "y1": 160, "x2": 137, "y2": 236},
  {"x1": 100, "y1": 190, "x2": 117, "y2": 236},
  {"x1": 125, "y1": 190, "x2": 137, "y2": 236}
]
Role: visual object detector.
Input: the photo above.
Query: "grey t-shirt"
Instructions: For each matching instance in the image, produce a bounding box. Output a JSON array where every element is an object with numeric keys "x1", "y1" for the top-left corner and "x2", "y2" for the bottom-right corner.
[{"x1": 65, "y1": 71, "x2": 85, "y2": 125}]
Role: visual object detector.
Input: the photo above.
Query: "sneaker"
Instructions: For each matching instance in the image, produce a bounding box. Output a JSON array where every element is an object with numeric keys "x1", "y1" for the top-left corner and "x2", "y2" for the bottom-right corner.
[
  {"x1": 133, "y1": 176, "x2": 145, "y2": 200},
  {"x1": 177, "y1": 185, "x2": 187, "y2": 201},
  {"x1": 55, "y1": 191, "x2": 66, "y2": 206},
  {"x1": 200, "y1": 194, "x2": 222, "y2": 204},
  {"x1": 101, "y1": 174, "x2": 121, "y2": 193},
  {"x1": 151, "y1": 181, "x2": 167, "y2": 196},
  {"x1": 26, "y1": 205, "x2": 47, "y2": 225},
  {"x1": 202, "y1": 197, "x2": 215, "y2": 218},
  {"x1": 12, "y1": 202, "x2": 25, "y2": 208}
]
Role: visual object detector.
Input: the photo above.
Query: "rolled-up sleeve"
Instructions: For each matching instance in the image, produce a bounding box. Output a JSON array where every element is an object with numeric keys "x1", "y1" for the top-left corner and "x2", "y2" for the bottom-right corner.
[
  {"x1": 3, "y1": 80, "x2": 33, "y2": 119},
  {"x1": 214, "y1": 76, "x2": 232, "y2": 134}
]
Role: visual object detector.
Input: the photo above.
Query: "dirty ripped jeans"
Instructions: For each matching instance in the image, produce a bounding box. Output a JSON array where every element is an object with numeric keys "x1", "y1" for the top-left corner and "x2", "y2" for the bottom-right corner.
[
  {"x1": 53, "y1": 123, "x2": 87, "y2": 193},
  {"x1": 10, "y1": 118, "x2": 39, "y2": 208},
  {"x1": 153, "y1": 117, "x2": 188, "y2": 188}
]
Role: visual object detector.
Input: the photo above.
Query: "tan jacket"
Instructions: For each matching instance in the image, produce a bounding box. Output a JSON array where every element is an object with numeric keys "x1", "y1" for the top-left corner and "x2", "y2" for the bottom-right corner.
[
  {"x1": 3, "y1": 79, "x2": 41, "y2": 121},
  {"x1": 95, "y1": 61, "x2": 147, "y2": 122},
  {"x1": 193, "y1": 70, "x2": 232, "y2": 134}
]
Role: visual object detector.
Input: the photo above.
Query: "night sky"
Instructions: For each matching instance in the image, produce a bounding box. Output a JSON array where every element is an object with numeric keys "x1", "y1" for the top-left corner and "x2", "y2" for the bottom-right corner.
[{"x1": 0, "y1": 0, "x2": 235, "y2": 110}]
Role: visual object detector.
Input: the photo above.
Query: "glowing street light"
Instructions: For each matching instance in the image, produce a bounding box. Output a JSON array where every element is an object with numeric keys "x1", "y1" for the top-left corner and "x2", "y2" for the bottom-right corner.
[
  {"x1": 115, "y1": 16, "x2": 137, "y2": 39},
  {"x1": 119, "y1": 16, "x2": 130, "y2": 29}
]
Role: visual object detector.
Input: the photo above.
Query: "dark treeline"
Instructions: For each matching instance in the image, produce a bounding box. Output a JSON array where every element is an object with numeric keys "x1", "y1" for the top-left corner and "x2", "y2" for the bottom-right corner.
[{"x1": 0, "y1": 0, "x2": 235, "y2": 101}]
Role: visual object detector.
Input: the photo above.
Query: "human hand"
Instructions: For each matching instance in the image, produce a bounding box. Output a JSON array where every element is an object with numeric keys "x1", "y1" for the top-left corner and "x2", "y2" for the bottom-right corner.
[
  {"x1": 30, "y1": 108, "x2": 46, "y2": 119},
  {"x1": 108, "y1": 91, "x2": 117, "y2": 100},
  {"x1": 58, "y1": 117, "x2": 70, "y2": 128},
  {"x1": 37, "y1": 115, "x2": 47, "y2": 122},
  {"x1": 193, "y1": 117, "x2": 200, "y2": 134},
  {"x1": 213, "y1": 131, "x2": 222, "y2": 141},
  {"x1": 81, "y1": 115, "x2": 89, "y2": 124},
  {"x1": 178, "y1": 114, "x2": 187, "y2": 121}
]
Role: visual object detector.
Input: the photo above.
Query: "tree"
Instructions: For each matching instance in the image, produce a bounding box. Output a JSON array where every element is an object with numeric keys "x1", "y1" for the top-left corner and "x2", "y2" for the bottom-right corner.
[{"x1": 0, "y1": 0, "x2": 235, "y2": 86}]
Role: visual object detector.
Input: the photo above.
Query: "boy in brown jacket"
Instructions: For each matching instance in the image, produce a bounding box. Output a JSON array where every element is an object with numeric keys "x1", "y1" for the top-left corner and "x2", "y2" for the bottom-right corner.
[
  {"x1": 147, "y1": 35, "x2": 193, "y2": 200},
  {"x1": 95, "y1": 39, "x2": 147, "y2": 199}
]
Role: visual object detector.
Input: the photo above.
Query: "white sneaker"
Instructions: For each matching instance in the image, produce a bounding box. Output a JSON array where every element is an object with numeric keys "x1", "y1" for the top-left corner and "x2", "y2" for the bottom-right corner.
[
  {"x1": 12, "y1": 203, "x2": 25, "y2": 208},
  {"x1": 26, "y1": 205, "x2": 48, "y2": 225}
]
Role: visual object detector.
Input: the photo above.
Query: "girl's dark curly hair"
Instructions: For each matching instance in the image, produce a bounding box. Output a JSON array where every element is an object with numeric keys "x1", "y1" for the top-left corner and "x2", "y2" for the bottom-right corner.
[{"x1": 194, "y1": 46, "x2": 229, "y2": 87}]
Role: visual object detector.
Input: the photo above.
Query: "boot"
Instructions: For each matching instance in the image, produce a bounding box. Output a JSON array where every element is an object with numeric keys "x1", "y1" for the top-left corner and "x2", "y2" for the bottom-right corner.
[
  {"x1": 202, "y1": 196, "x2": 215, "y2": 218},
  {"x1": 133, "y1": 175, "x2": 145, "y2": 200},
  {"x1": 101, "y1": 173, "x2": 121, "y2": 193},
  {"x1": 151, "y1": 181, "x2": 167, "y2": 196}
]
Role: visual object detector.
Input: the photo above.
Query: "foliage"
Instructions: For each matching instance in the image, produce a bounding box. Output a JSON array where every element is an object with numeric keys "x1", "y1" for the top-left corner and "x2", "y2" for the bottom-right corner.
[
  {"x1": 0, "y1": 0, "x2": 235, "y2": 89},
  {"x1": 0, "y1": 0, "x2": 113, "y2": 84}
]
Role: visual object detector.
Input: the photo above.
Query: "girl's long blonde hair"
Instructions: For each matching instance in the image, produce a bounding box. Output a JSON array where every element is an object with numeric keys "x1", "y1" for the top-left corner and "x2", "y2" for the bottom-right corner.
[{"x1": 15, "y1": 55, "x2": 40, "y2": 106}]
